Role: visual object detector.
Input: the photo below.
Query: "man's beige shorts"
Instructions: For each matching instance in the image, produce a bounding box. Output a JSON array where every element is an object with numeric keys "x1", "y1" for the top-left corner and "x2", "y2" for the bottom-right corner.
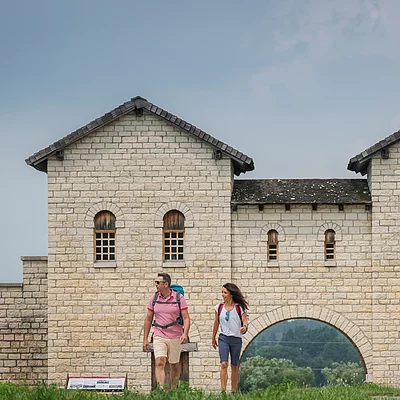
[{"x1": 153, "y1": 336, "x2": 182, "y2": 364}]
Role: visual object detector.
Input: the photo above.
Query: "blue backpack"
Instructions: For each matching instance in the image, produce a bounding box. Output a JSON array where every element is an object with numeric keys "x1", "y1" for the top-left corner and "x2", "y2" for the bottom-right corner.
[
  {"x1": 170, "y1": 284, "x2": 184, "y2": 297},
  {"x1": 152, "y1": 284, "x2": 184, "y2": 329}
]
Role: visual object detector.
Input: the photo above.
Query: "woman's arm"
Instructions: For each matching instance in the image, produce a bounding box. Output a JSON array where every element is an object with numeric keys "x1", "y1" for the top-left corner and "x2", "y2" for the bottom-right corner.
[
  {"x1": 239, "y1": 312, "x2": 248, "y2": 335},
  {"x1": 212, "y1": 311, "x2": 219, "y2": 349}
]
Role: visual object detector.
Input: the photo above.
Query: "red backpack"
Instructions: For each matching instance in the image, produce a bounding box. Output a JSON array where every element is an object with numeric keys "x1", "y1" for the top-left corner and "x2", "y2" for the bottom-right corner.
[{"x1": 217, "y1": 303, "x2": 243, "y2": 327}]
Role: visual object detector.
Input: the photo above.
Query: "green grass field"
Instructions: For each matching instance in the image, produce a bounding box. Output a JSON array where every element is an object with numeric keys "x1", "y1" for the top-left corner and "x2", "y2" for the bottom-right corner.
[{"x1": 2, "y1": 383, "x2": 400, "y2": 400}]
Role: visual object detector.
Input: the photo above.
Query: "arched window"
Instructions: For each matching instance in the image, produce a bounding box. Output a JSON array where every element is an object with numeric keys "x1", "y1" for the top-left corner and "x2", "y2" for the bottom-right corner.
[
  {"x1": 267, "y1": 230, "x2": 278, "y2": 261},
  {"x1": 324, "y1": 229, "x2": 335, "y2": 260},
  {"x1": 94, "y1": 211, "x2": 116, "y2": 262},
  {"x1": 163, "y1": 210, "x2": 185, "y2": 261}
]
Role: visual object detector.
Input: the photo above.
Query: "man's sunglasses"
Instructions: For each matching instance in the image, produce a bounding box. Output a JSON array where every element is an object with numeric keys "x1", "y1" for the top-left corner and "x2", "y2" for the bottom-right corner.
[{"x1": 154, "y1": 280, "x2": 165, "y2": 284}]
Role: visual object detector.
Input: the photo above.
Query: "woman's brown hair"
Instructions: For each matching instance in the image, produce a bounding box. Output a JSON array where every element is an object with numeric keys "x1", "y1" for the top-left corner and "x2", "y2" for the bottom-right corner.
[{"x1": 223, "y1": 283, "x2": 249, "y2": 310}]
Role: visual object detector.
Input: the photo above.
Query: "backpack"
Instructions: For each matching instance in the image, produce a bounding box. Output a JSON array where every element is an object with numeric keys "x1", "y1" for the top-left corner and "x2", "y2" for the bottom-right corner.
[
  {"x1": 152, "y1": 284, "x2": 184, "y2": 329},
  {"x1": 217, "y1": 303, "x2": 243, "y2": 327}
]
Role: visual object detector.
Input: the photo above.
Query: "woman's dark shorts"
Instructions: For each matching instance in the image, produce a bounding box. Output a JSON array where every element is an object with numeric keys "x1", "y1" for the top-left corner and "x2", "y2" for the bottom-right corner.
[{"x1": 218, "y1": 334, "x2": 242, "y2": 366}]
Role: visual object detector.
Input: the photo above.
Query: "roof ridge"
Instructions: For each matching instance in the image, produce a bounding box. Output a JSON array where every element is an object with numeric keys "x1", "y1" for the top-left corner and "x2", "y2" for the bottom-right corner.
[{"x1": 26, "y1": 96, "x2": 254, "y2": 176}]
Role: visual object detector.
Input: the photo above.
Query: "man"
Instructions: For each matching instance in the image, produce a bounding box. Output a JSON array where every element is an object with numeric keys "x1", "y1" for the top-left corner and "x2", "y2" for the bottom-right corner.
[{"x1": 143, "y1": 273, "x2": 190, "y2": 389}]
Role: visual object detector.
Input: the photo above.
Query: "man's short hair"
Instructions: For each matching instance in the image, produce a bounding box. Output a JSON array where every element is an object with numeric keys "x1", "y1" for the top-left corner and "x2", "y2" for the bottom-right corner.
[{"x1": 158, "y1": 273, "x2": 171, "y2": 287}]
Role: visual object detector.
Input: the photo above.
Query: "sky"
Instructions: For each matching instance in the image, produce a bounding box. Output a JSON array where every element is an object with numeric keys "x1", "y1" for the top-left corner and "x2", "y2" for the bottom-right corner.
[{"x1": 1, "y1": 0, "x2": 400, "y2": 282}]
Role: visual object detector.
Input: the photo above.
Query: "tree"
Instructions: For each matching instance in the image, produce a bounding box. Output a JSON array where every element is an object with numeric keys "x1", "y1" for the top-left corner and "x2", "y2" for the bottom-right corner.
[
  {"x1": 239, "y1": 357, "x2": 315, "y2": 392},
  {"x1": 255, "y1": 345, "x2": 312, "y2": 367},
  {"x1": 322, "y1": 341, "x2": 361, "y2": 364},
  {"x1": 241, "y1": 320, "x2": 364, "y2": 386},
  {"x1": 321, "y1": 362, "x2": 364, "y2": 385}
]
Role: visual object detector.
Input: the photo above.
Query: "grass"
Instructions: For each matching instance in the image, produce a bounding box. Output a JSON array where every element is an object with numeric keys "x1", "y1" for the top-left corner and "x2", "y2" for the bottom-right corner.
[{"x1": 2, "y1": 382, "x2": 400, "y2": 400}]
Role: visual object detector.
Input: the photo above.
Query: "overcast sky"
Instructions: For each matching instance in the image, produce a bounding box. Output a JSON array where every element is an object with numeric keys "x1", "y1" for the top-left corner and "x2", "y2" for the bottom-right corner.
[{"x1": 1, "y1": 0, "x2": 400, "y2": 282}]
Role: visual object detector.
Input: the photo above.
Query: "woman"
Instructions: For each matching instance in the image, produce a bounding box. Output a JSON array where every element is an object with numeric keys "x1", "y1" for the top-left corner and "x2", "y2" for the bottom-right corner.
[{"x1": 212, "y1": 283, "x2": 249, "y2": 393}]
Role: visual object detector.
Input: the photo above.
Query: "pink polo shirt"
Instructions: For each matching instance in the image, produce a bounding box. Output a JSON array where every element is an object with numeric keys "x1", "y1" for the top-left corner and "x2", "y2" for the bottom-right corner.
[{"x1": 148, "y1": 290, "x2": 188, "y2": 339}]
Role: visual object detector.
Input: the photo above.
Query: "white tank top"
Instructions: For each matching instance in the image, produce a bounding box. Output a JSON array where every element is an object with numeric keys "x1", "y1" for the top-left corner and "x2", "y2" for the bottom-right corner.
[{"x1": 215, "y1": 303, "x2": 245, "y2": 338}]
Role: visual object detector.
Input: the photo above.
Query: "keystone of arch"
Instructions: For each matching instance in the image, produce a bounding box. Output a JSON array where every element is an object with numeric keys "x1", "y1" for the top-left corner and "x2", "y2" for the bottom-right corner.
[
  {"x1": 154, "y1": 202, "x2": 194, "y2": 228},
  {"x1": 317, "y1": 222, "x2": 342, "y2": 241},
  {"x1": 261, "y1": 223, "x2": 285, "y2": 242},
  {"x1": 85, "y1": 202, "x2": 125, "y2": 228},
  {"x1": 242, "y1": 304, "x2": 372, "y2": 372}
]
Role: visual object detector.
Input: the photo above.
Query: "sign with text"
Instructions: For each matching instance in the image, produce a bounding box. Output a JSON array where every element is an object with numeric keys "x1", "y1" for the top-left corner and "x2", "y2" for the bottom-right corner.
[{"x1": 66, "y1": 376, "x2": 126, "y2": 391}]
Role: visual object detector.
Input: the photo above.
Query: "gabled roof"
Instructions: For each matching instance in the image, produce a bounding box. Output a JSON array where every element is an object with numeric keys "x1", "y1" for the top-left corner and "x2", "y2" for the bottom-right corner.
[
  {"x1": 232, "y1": 179, "x2": 371, "y2": 204},
  {"x1": 347, "y1": 129, "x2": 400, "y2": 175},
  {"x1": 26, "y1": 96, "x2": 255, "y2": 176}
]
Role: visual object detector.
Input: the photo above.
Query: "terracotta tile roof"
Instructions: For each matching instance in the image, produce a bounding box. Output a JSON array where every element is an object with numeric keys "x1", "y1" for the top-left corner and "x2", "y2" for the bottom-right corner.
[
  {"x1": 26, "y1": 96, "x2": 254, "y2": 176},
  {"x1": 347, "y1": 129, "x2": 400, "y2": 175},
  {"x1": 232, "y1": 179, "x2": 371, "y2": 204}
]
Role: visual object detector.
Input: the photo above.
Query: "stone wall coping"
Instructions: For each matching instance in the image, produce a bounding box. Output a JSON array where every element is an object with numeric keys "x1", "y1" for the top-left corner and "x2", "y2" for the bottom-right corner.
[
  {"x1": 20, "y1": 256, "x2": 48, "y2": 261},
  {"x1": 0, "y1": 283, "x2": 23, "y2": 287}
]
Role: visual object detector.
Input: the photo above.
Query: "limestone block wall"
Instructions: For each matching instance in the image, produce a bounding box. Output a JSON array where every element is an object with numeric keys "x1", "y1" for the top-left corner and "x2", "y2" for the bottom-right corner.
[
  {"x1": 368, "y1": 140, "x2": 400, "y2": 385},
  {"x1": 0, "y1": 257, "x2": 48, "y2": 383},
  {"x1": 231, "y1": 203, "x2": 374, "y2": 375},
  {"x1": 46, "y1": 111, "x2": 232, "y2": 391}
]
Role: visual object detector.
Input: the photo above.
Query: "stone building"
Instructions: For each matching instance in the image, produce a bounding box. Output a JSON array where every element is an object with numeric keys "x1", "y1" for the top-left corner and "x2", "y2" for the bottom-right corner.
[{"x1": 0, "y1": 96, "x2": 399, "y2": 391}]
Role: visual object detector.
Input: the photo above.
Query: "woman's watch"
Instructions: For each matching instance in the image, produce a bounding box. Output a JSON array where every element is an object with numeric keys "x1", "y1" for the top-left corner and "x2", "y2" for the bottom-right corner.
[{"x1": 243, "y1": 324, "x2": 248, "y2": 332}]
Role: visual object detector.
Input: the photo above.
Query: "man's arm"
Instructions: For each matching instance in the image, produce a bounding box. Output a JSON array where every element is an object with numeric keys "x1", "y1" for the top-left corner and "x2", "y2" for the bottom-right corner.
[
  {"x1": 143, "y1": 309, "x2": 154, "y2": 351},
  {"x1": 180, "y1": 309, "x2": 190, "y2": 344}
]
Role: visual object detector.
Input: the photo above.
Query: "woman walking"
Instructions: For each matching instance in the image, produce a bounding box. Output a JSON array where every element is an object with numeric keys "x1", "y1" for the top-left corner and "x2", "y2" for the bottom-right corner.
[{"x1": 212, "y1": 283, "x2": 249, "y2": 393}]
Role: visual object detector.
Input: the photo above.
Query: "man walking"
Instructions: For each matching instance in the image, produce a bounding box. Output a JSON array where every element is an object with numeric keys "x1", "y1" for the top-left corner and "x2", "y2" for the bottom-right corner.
[{"x1": 143, "y1": 273, "x2": 190, "y2": 389}]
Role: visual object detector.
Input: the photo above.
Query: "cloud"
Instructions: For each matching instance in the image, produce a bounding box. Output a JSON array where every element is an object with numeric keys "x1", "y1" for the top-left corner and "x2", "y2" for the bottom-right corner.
[{"x1": 250, "y1": 0, "x2": 400, "y2": 101}]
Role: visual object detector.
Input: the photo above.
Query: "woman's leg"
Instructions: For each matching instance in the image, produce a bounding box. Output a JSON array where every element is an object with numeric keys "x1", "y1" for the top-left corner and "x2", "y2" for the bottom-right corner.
[
  {"x1": 218, "y1": 335, "x2": 230, "y2": 391},
  {"x1": 231, "y1": 365, "x2": 239, "y2": 392},
  {"x1": 220, "y1": 361, "x2": 229, "y2": 391},
  {"x1": 230, "y1": 337, "x2": 242, "y2": 392}
]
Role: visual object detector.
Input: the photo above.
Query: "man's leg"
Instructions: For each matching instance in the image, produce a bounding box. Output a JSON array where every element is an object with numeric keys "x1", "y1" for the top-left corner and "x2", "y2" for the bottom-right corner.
[
  {"x1": 168, "y1": 338, "x2": 183, "y2": 389},
  {"x1": 169, "y1": 362, "x2": 180, "y2": 388},
  {"x1": 155, "y1": 356, "x2": 167, "y2": 388}
]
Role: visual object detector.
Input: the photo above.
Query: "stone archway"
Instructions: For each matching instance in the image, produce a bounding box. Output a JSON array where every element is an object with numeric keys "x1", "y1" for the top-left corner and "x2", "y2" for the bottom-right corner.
[{"x1": 241, "y1": 304, "x2": 373, "y2": 380}]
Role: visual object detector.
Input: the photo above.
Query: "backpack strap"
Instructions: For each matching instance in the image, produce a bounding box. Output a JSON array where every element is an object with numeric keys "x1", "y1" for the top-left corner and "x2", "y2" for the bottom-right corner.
[
  {"x1": 153, "y1": 319, "x2": 181, "y2": 329},
  {"x1": 152, "y1": 290, "x2": 183, "y2": 329},
  {"x1": 152, "y1": 291, "x2": 159, "y2": 310},
  {"x1": 175, "y1": 290, "x2": 181, "y2": 309},
  {"x1": 217, "y1": 303, "x2": 243, "y2": 326},
  {"x1": 153, "y1": 291, "x2": 179, "y2": 305},
  {"x1": 217, "y1": 303, "x2": 224, "y2": 321},
  {"x1": 235, "y1": 304, "x2": 243, "y2": 326}
]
